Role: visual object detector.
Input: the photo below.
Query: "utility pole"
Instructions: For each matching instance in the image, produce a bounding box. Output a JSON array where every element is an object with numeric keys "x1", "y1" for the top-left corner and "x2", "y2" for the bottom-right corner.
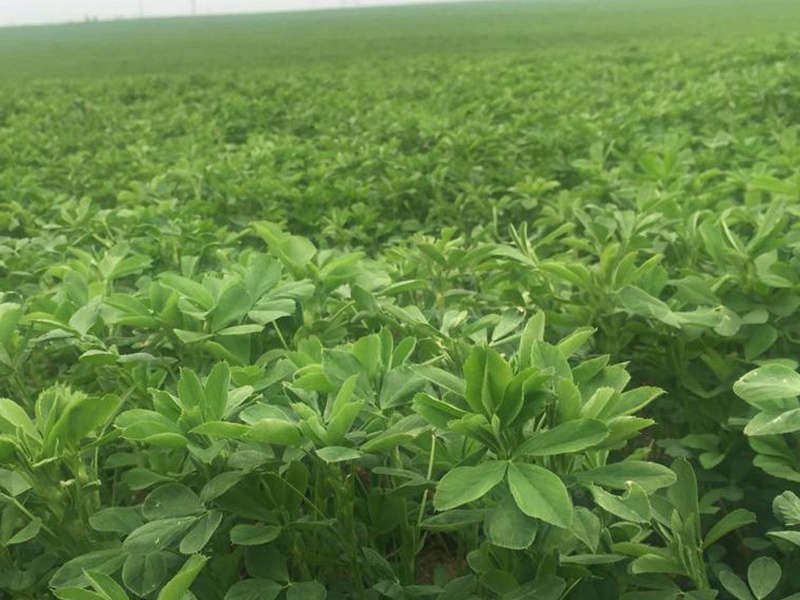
[
  {"x1": 191, "y1": 0, "x2": 197, "y2": 16},
  {"x1": 138, "y1": 0, "x2": 144, "y2": 18}
]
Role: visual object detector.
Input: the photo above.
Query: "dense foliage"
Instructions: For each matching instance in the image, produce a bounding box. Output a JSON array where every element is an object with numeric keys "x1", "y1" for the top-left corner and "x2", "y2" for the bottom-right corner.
[{"x1": 2, "y1": 2, "x2": 800, "y2": 599}]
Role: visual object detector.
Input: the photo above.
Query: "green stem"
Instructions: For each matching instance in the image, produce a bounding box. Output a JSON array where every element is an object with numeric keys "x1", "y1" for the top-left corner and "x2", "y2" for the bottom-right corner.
[
  {"x1": 0, "y1": 492, "x2": 57, "y2": 538},
  {"x1": 416, "y1": 434, "x2": 437, "y2": 530},
  {"x1": 272, "y1": 321, "x2": 289, "y2": 350},
  {"x1": 341, "y1": 465, "x2": 366, "y2": 599}
]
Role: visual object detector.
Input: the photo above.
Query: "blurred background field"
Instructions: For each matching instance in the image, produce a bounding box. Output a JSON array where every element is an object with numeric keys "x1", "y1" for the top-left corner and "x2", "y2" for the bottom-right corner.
[{"x1": 1, "y1": 0, "x2": 800, "y2": 81}]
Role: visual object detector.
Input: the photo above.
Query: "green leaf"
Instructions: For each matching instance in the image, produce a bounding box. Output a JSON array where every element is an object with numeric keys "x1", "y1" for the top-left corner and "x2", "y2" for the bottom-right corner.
[
  {"x1": 571, "y1": 506, "x2": 601, "y2": 552},
  {"x1": 122, "y1": 468, "x2": 173, "y2": 490},
  {"x1": 434, "y1": 461, "x2": 507, "y2": 511},
  {"x1": 773, "y1": 491, "x2": 800, "y2": 526},
  {"x1": 79, "y1": 350, "x2": 119, "y2": 366},
  {"x1": 255, "y1": 225, "x2": 320, "y2": 278},
  {"x1": 556, "y1": 327, "x2": 595, "y2": 357},
  {"x1": 61, "y1": 392, "x2": 123, "y2": 448},
  {"x1": 590, "y1": 483, "x2": 651, "y2": 523},
  {"x1": 0, "y1": 303, "x2": 22, "y2": 354},
  {"x1": 555, "y1": 378, "x2": 582, "y2": 422},
  {"x1": 612, "y1": 386, "x2": 664, "y2": 417},
  {"x1": 156, "y1": 554, "x2": 209, "y2": 600},
  {"x1": 69, "y1": 296, "x2": 103, "y2": 336},
  {"x1": 412, "y1": 393, "x2": 467, "y2": 429},
  {"x1": 0, "y1": 398, "x2": 39, "y2": 441},
  {"x1": 745, "y1": 409, "x2": 800, "y2": 436},
  {"x1": 734, "y1": 365, "x2": 800, "y2": 406},
  {"x1": 574, "y1": 461, "x2": 677, "y2": 493},
  {"x1": 492, "y1": 310, "x2": 525, "y2": 343},
  {"x1": 497, "y1": 368, "x2": 547, "y2": 427},
  {"x1": 751, "y1": 174, "x2": 796, "y2": 196},
  {"x1": 244, "y1": 546, "x2": 289, "y2": 581},
  {"x1": 421, "y1": 510, "x2": 486, "y2": 531},
  {"x1": 0, "y1": 468, "x2": 32, "y2": 496},
  {"x1": 330, "y1": 374, "x2": 359, "y2": 417},
  {"x1": 211, "y1": 283, "x2": 252, "y2": 331},
  {"x1": 391, "y1": 336, "x2": 416, "y2": 369},
  {"x1": 411, "y1": 365, "x2": 466, "y2": 397},
  {"x1": 89, "y1": 507, "x2": 143, "y2": 535},
  {"x1": 224, "y1": 579, "x2": 283, "y2": 600},
  {"x1": 83, "y1": 571, "x2": 128, "y2": 600},
  {"x1": 230, "y1": 524, "x2": 282, "y2": 546},
  {"x1": 600, "y1": 416, "x2": 655, "y2": 449},
  {"x1": 122, "y1": 552, "x2": 168, "y2": 597},
  {"x1": 244, "y1": 419, "x2": 302, "y2": 447},
  {"x1": 378, "y1": 366, "x2": 426, "y2": 409},
  {"x1": 143, "y1": 484, "x2": 205, "y2": 520},
  {"x1": 667, "y1": 458, "x2": 699, "y2": 539},
  {"x1": 115, "y1": 409, "x2": 187, "y2": 447},
  {"x1": 0, "y1": 436, "x2": 16, "y2": 462},
  {"x1": 719, "y1": 571, "x2": 756, "y2": 600},
  {"x1": 217, "y1": 324, "x2": 265, "y2": 337},
  {"x1": 768, "y1": 531, "x2": 800, "y2": 547},
  {"x1": 518, "y1": 313, "x2": 545, "y2": 370},
  {"x1": 748, "y1": 557, "x2": 781, "y2": 600},
  {"x1": 180, "y1": 511, "x2": 223, "y2": 554},
  {"x1": 351, "y1": 334, "x2": 382, "y2": 379},
  {"x1": 745, "y1": 325, "x2": 778, "y2": 361},
  {"x1": 123, "y1": 518, "x2": 197, "y2": 554},
  {"x1": 316, "y1": 446, "x2": 362, "y2": 463},
  {"x1": 204, "y1": 362, "x2": 231, "y2": 422},
  {"x1": 483, "y1": 570, "x2": 518, "y2": 595},
  {"x1": 177, "y1": 368, "x2": 205, "y2": 413},
  {"x1": 507, "y1": 463, "x2": 573, "y2": 528},
  {"x1": 201, "y1": 471, "x2": 247, "y2": 503},
  {"x1": 174, "y1": 329, "x2": 213, "y2": 344},
  {"x1": 703, "y1": 509, "x2": 757, "y2": 549},
  {"x1": 286, "y1": 581, "x2": 326, "y2": 600},
  {"x1": 484, "y1": 494, "x2": 538, "y2": 550},
  {"x1": 500, "y1": 575, "x2": 565, "y2": 600},
  {"x1": 327, "y1": 399, "x2": 362, "y2": 444},
  {"x1": 672, "y1": 275, "x2": 719, "y2": 305},
  {"x1": 360, "y1": 432, "x2": 413, "y2": 453},
  {"x1": 107, "y1": 253, "x2": 152, "y2": 280},
  {"x1": 7, "y1": 519, "x2": 41, "y2": 544},
  {"x1": 630, "y1": 554, "x2": 686, "y2": 576},
  {"x1": 684, "y1": 592, "x2": 719, "y2": 600},
  {"x1": 190, "y1": 421, "x2": 249, "y2": 438},
  {"x1": 515, "y1": 419, "x2": 608, "y2": 457},
  {"x1": 50, "y1": 550, "x2": 127, "y2": 589},
  {"x1": 463, "y1": 346, "x2": 512, "y2": 417},
  {"x1": 448, "y1": 413, "x2": 498, "y2": 448},
  {"x1": 540, "y1": 261, "x2": 592, "y2": 288},
  {"x1": 712, "y1": 306, "x2": 741, "y2": 336},
  {"x1": 530, "y1": 341, "x2": 571, "y2": 381},
  {"x1": 753, "y1": 455, "x2": 800, "y2": 482},
  {"x1": 160, "y1": 274, "x2": 215, "y2": 311},
  {"x1": 559, "y1": 554, "x2": 624, "y2": 566},
  {"x1": 581, "y1": 386, "x2": 617, "y2": 419},
  {"x1": 54, "y1": 589, "x2": 108, "y2": 600},
  {"x1": 616, "y1": 285, "x2": 680, "y2": 328}
]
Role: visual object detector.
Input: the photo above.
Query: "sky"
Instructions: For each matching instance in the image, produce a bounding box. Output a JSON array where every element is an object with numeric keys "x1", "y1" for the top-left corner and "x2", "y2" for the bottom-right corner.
[{"x1": 0, "y1": 0, "x2": 468, "y2": 26}]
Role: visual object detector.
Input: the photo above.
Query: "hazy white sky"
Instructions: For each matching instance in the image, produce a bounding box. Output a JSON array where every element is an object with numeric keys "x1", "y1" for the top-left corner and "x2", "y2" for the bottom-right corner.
[{"x1": 0, "y1": 0, "x2": 465, "y2": 26}]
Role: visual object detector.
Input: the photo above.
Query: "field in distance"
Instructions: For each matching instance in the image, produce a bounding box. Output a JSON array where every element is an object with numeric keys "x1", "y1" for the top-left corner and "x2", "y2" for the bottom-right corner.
[{"x1": 0, "y1": 0, "x2": 799, "y2": 81}]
